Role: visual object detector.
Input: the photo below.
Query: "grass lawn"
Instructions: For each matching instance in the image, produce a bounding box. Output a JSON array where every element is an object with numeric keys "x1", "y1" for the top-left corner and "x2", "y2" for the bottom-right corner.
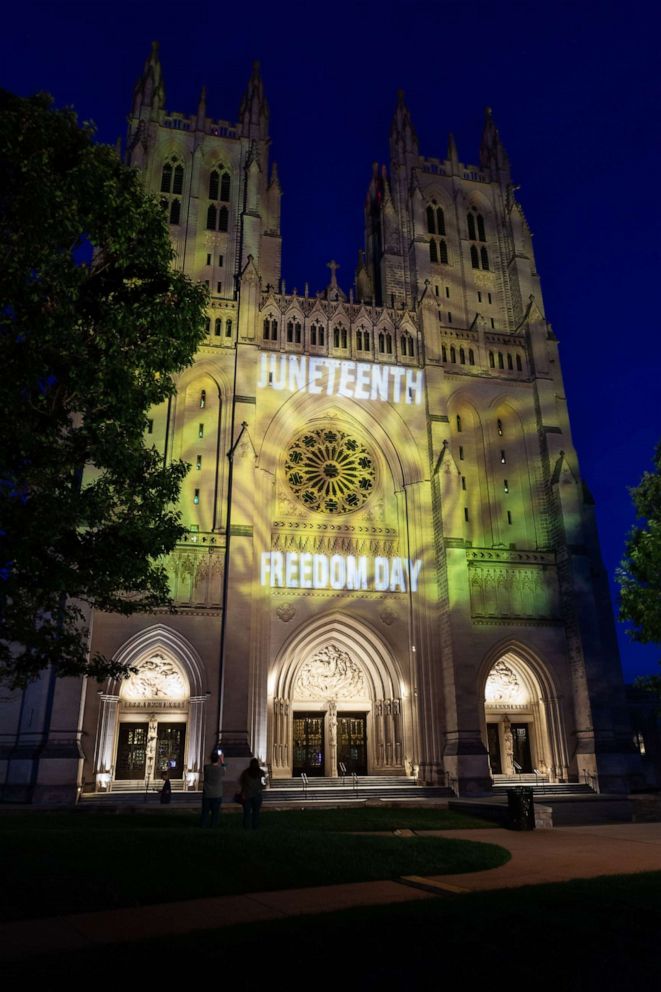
[
  {"x1": 0, "y1": 807, "x2": 506, "y2": 922},
  {"x1": 6, "y1": 871, "x2": 661, "y2": 987}
]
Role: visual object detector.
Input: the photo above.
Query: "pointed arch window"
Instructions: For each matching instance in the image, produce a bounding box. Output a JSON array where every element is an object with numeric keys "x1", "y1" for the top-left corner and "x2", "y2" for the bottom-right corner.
[
  {"x1": 459, "y1": 347, "x2": 466, "y2": 364},
  {"x1": 450, "y1": 346, "x2": 456, "y2": 363},
  {"x1": 200, "y1": 390, "x2": 206, "y2": 409},
  {"x1": 468, "y1": 348, "x2": 475, "y2": 365},
  {"x1": 427, "y1": 205, "x2": 436, "y2": 234},
  {"x1": 225, "y1": 318, "x2": 233, "y2": 338},
  {"x1": 489, "y1": 351, "x2": 495, "y2": 368},
  {"x1": 480, "y1": 246, "x2": 489, "y2": 270},
  {"x1": 220, "y1": 172, "x2": 231, "y2": 202},
  {"x1": 470, "y1": 245, "x2": 479, "y2": 269},
  {"x1": 516, "y1": 354, "x2": 522, "y2": 371},
  {"x1": 442, "y1": 344, "x2": 447, "y2": 362},
  {"x1": 477, "y1": 214, "x2": 486, "y2": 241},
  {"x1": 214, "y1": 318, "x2": 222, "y2": 336},
  {"x1": 161, "y1": 162, "x2": 173, "y2": 193},
  {"x1": 218, "y1": 206, "x2": 228, "y2": 232},
  {"x1": 207, "y1": 204, "x2": 217, "y2": 231},
  {"x1": 436, "y1": 207, "x2": 446, "y2": 235},
  {"x1": 430, "y1": 239, "x2": 438, "y2": 263},
  {"x1": 439, "y1": 239, "x2": 448, "y2": 264},
  {"x1": 467, "y1": 212, "x2": 476, "y2": 240},
  {"x1": 172, "y1": 165, "x2": 184, "y2": 195},
  {"x1": 209, "y1": 170, "x2": 219, "y2": 200},
  {"x1": 169, "y1": 199, "x2": 181, "y2": 225},
  {"x1": 263, "y1": 317, "x2": 278, "y2": 341}
]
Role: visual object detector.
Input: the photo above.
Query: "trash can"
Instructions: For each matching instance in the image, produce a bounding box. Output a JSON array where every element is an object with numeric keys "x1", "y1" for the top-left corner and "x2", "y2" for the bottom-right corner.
[{"x1": 507, "y1": 787, "x2": 535, "y2": 830}]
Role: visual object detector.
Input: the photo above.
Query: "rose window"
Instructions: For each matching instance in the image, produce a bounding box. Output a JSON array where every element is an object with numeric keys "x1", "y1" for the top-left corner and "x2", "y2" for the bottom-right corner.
[{"x1": 284, "y1": 428, "x2": 376, "y2": 514}]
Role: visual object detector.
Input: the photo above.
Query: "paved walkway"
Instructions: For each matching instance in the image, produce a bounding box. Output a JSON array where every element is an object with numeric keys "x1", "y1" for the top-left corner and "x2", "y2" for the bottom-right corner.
[{"x1": 2, "y1": 822, "x2": 661, "y2": 960}]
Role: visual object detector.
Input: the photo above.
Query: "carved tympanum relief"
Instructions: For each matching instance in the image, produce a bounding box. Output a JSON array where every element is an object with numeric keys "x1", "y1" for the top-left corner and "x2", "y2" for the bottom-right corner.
[
  {"x1": 121, "y1": 653, "x2": 188, "y2": 701},
  {"x1": 295, "y1": 644, "x2": 367, "y2": 699},
  {"x1": 485, "y1": 659, "x2": 530, "y2": 705}
]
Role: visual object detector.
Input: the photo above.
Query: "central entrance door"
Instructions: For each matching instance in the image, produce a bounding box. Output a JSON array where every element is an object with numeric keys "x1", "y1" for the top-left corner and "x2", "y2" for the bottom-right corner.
[
  {"x1": 156, "y1": 722, "x2": 186, "y2": 779},
  {"x1": 337, "y1": 713, "x2": 367, "y2": 775},
  {"x1": 116, "y1": 723, "x2": 148, "y2": 779},
  {"x1": 511, "y1": 723, "x2": 532, "y2": 772},
  {"x1": 292, "y1": 713, "x2": 325, "y2": 776},
  {"x1": 487, "y1": 723, "x2": 502, "y2": 775}
]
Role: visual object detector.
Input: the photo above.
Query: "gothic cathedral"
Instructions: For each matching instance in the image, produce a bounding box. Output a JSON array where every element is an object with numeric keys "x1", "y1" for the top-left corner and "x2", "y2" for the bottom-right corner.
[{"x1": 0, "y1": 44, "x2": 641, "y2": 801}]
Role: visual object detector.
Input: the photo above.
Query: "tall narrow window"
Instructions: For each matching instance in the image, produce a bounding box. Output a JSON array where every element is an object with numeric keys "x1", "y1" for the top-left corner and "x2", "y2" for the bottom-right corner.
[
  {"x1": 147, "y1": 419, "x2": 154, "y2": 434},
  {"x1": 507, "y1": 353, "x2": 513, "y2": 370},
  {"x1": 225, "y1": 319, "x2": 232, "y2": 338},
  {"x1": 439, "y1": 239, "x2": 448, "y2": 264},
  {"x1": 461, "y1": 476, "x2": 466, "y2": 490},
  {"x1": 220, "y1": 172, "x2": 230, "y2": 201},
  {"x1": 503, "y1": 479, "x2": 509, "y2": 493},
  {"x1": 196, "y1": 456, "x2": 202, "y2": 471},
  {"x1": 497, "y1": 419, "x2": 503, "y2": 436},
  {"x1": 193, "y1": 489, "x2": 200, "y2": 505},
  {"x1": 489, "y1": 351, "x2": 495, "y2": 368},
  {"x1": 477, "y1": 214, "x2": 486, "y2": 241},
  {"x1": 295, "y1": 322, "x2": 302, "y2": 344},
  {"x1": 310, "y1": 324, "x2": 317, "y2": 346},
  {"x1": 430, "y1": 239, "x2": 438, "y2": 263},
  {"x1": 436, "y1": 207, "x2": 445, "y2": 235},
  {"x1": 459, "y1": 347, "x2": 466, "y2": 364},
  {"x1": 500, "y1": 450, "x2": 506, "y2": 464},
  {"x1": 172, "y1": 165, "x2": 184, "y2": 195},
  {"x1": 456, "y1": 414, "x2": 462, "y2": 432},
  {"x1": 450, "y1": 346, "x2": 456, "y2": 363},
  {"x1": 169, "y1": 200, "x2": 181, "y2": 225},
  {"x1": 426, "y1": 205, "x2": 436, "y2": 234},
  {"x1": 206, "y1": 253, "x2": 212, "y2": 266},
  {"x1": 507, "y1": 510, "x2": 513, "y2": 525},
  {"x1": 161, "y1": 162, "x2": 173, "y2": 193},
  {"x1": 207, "y1": 204, "x2": 217, "y2": 230},
  {"x1": 209, "y1": 170, "x2": 219, "y2": 200},
  {"x1": 498, "y1": 352, "x2": 504, "y2": 369},
  {"x1": 218, "y1": 206, "x2": 229, "y2": 232},
  {"x1": 459, "y1": 446, "x2": 464, "y2": 460},
  {"x1": 205, "y1": 317, "x2": 211, "y2": 335},
  {"x1": 468, "y1": 349, "x2": 475, "y2": 365},
  {"x1": 378, "y1": 332, "x2": 385, "y2": 353},
  {"x1": 470, "y1": 245, "x2": 479, "y2": 269},
  {"x1": 334, "y1": 327, "x2": 340, "y2": 348},
  {"x1": 516, "y1": 354, "x2": 522, "y2": 371},
  {"x1": 480, "y1": 246, "x2": 489, "y2": 270},
  {"x1": 287, "y1": 321, "x2": 294, "y2": 343},
  {"x1": 442, "y1": 344, "x2": 447, "y2": 362},
  {"x1": 467, "y1": 213, "x2": 476, "y2": 240},
  {"x1": 198, "y1": 424, "x2": 205, "y2": 439},
  {"x1": 464, "y1": 507, "x2": 469, "y2": 521},
  {"x1": 200, "y1": 390, "x2": 206, "y2": 408}
]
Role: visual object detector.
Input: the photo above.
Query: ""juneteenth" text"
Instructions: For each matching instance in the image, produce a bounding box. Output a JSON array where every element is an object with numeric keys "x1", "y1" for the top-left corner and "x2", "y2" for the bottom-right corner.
[
  {"x1": 260, "y1": 552, "x2": 423, "y2": 592},
  {"x1": 257, "y1": 354, "x2": 424, "y2": 405}
]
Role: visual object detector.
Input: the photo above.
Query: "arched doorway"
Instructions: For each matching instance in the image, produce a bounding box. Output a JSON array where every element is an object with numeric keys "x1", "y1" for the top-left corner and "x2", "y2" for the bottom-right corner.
[
  {"x1": 269, "y1": 616, "x2": 408, "y2": 779},
  {"x1": 93, "y1": 625, "x2": 208, "y2": 792},
  {"x1": 483, "y1": 650, "x2": 568, "y2": 782}
]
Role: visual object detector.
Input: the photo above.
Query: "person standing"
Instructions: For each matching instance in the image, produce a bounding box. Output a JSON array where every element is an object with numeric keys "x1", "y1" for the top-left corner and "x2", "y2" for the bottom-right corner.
[
  {"x1": 239, "y1": 757, "x2": 265, "y2": 829},
  {"x1": 200, "y1": 750, "x2": 225, "y2": 827},
  {"x1": 160, "y1": 770, "x2": 172, "y2": 805}
]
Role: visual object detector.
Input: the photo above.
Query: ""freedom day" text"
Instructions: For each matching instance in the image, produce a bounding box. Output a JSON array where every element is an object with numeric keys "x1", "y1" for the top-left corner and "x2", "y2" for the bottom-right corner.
[{"x1": 260, "y1": 552, "x2": 423, "y2": 592}]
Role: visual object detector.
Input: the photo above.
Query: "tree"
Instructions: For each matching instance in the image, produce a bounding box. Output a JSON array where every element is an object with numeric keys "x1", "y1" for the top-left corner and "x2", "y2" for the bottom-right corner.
[
  {"x1": 0, "y1": 90, "x2": 208, "y2": 687},
  {"x1": 617, "y1": 441, "x2": 661, "y2": 694}
]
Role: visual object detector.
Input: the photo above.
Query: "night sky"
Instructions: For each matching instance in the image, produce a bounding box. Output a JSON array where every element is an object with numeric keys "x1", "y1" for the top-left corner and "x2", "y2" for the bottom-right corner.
[{"x1": 4, "y1": 0, "x2": 659, "y2": 681}]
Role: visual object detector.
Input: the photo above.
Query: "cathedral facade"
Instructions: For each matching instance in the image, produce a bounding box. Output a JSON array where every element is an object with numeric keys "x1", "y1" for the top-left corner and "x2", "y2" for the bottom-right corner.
[{"x1": 0, "y1": 45, "x2": 640, "y2": 801}]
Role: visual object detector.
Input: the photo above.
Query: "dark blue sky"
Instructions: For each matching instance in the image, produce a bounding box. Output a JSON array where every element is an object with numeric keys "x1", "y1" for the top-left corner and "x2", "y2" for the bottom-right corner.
[{"x1": 4, "y1": 0, "x2": 659, "y2": 680}]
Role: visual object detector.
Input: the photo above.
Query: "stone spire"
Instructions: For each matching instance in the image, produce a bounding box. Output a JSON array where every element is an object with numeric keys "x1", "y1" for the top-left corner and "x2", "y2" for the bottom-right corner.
[
  {"x1": 196, "y1": 85, "x2": 207, "y2": 130},
  {"x1": 389, "y1": 89, "x2": 419, "y2": 159},
  {"x1": 239, "y1": 61, "x2": 269, "y2": 140},
  {"x1": 479, "y1": 106, "x2": 511, "y2": 183},
  {"x1": 131, "y1": 40, "x2": 165, "y2": 120}
]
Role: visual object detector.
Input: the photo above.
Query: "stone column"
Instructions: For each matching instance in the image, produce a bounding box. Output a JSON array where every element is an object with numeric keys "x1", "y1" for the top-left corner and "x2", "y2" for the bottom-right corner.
[
  {"x1": 186, "y1": 695, "x2": 207, "y2": 789},
  {"x1": 94, "y1": 694, "x2": 119, "y2": 791}
]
